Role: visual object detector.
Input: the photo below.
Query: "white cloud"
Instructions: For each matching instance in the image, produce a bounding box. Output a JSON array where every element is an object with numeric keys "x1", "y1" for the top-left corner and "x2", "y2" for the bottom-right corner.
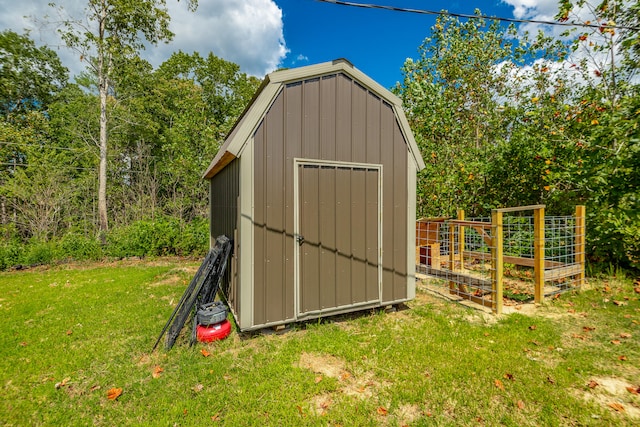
[
  {"x1": 160, "y1": 0, "x2": 288, "y2": 77},
  {"x1": 0, "y1": 0, "x2": 287, "y2": 79},
  {"x1": 500, "y1": 1, "x2": 630, "y2": 87}
]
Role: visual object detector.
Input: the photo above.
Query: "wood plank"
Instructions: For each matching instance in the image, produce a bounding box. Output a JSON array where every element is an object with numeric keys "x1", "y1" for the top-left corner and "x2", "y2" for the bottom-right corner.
[
  {"x1": 544, "y1": 264, "x2": 583, "y2": 281},
  {"x1": 465, "y1": 251, "x2": 565, "y2": 268},
  {"x1": 422, "y1": 266, "x2": 492, "y2": 289},
  {"x1": 494, "y1": 204, "x2": 545, "y2": 213}
]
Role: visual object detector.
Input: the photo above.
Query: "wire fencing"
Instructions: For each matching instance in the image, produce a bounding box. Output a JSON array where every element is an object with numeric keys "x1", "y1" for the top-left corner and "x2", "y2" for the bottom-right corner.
[{"x1": 416, "y1": 205, "x2": 585, "y2": 313}]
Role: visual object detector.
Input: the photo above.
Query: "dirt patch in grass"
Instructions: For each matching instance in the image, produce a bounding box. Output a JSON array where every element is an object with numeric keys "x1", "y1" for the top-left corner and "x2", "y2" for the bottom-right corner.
[
  {"x1": 297, "y1": 352, "x2": 387, "y2": 403},
  {"x1": 298, "y1": 352, "x2": 348, "y2": 380},
  {"x1": 393, "y1": 403, "x2": 423, "y2": 425},
  {"x1": 577, "y1": 376, "x2": 640, "y2": 419}
]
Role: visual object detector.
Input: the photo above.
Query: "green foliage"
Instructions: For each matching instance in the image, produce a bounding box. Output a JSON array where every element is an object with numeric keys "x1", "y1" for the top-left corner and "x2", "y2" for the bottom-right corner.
[
  {"x1": 60, "y1": 232, "x2": 103, "y2": 261},
  {"x1": 399, "y1": 5, "x2": 640, "y2": 269},
  {"x1": 106, "y1": 216, "x2": 208, "y2": 258},
  {"x1": 0, "y1": 240, "x2": 24, "y2": 271},
  {"x1": 1, "y1": 31, "x2": 253, "y2": 266},
  {"x1": 23, "y1": 240, "x2": 56, "y2": 266},
  {"x1": 0, "y1": 29, "x2": 68, "y2": 116}
]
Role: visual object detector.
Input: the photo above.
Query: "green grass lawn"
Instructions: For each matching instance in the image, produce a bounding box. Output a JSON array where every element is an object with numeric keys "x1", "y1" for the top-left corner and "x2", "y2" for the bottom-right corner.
[{"x1": 1, "y1": 259, "x2": 638, "y2": 426}]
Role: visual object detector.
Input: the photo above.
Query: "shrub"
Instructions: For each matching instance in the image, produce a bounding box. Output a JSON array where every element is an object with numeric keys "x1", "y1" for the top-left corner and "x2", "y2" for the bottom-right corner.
[
  {"x1": 0, "y1": 241, "x2": 25, "y2": 270},
  {"x1": 24, "y1": 240, "x2": 56, "y2": 266},
  {"x1": 60, "y1": 232, "x2": 103, "y2": 261},
  {"x1": 176, "y1": 217, "x2": 208, "y2": 256},
  {"x1": 106, "y1": 217, "x2": 183, "y2": 258}
]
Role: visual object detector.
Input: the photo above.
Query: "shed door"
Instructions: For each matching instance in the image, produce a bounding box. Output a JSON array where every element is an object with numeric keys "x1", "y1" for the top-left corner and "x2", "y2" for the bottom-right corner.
[{"x1": 295, "y1": 161, "x2": 382, "y2": 317}]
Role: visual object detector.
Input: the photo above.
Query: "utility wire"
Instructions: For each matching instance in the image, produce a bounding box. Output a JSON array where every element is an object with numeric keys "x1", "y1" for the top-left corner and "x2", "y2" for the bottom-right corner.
[{"x1": 317, "y1": 0, "x2": 640, "y2": 31}]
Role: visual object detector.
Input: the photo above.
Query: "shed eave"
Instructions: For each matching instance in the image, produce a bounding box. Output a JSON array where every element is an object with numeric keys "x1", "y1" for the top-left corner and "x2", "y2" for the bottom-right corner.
[
  {"x1": 203, "y1": 150, "x2": 237, "y2": 179},
  {"x1": 201, "y1": 81, "x2": 282, "y2": 179}
]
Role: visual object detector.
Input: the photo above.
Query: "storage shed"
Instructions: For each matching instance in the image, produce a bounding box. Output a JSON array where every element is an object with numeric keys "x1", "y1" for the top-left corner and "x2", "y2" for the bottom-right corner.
[{"x1": 203, "y1": 59, "x2": 425, "y2": 331}]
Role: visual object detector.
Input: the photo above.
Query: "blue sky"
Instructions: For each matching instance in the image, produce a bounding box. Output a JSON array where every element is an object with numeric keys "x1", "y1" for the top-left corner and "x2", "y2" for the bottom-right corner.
[
  {"x1": 0, "y1": 1, "x2": 564, "y2": 88},
  {"x1": 276, "y1": 0, "x2": 520, "y2": 88}
]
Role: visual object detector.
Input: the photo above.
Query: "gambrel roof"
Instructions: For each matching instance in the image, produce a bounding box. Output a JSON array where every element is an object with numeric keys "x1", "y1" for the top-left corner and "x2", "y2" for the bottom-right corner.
[{"x1": 203, "y1": 59, "x2": 424, "y2": 179}]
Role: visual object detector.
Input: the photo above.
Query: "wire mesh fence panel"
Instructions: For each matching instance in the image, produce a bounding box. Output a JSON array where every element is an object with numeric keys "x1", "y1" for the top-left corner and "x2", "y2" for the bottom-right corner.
[
  {"x1": 543, "y1": 210, "x2": 585, "y2": 297},
  {"x1": 416, "y1": 206, "x2": 585, "y2": 311},
  {"x1": 416, "y1": 217, "x2": 497, "y2": 311}
]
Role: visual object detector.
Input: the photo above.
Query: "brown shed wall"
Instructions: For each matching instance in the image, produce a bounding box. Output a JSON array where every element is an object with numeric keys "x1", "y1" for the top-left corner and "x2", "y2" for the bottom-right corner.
[
  {"x1": 209, "y1": 158, "x2": 240, "y2": 316},
  {"x1": 252, "y1": 73, "x2": 409, "y2": 326}
]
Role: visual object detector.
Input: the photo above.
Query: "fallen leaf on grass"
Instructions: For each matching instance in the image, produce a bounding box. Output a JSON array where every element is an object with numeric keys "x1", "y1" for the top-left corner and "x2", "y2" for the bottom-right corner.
[
  {"x1": 19, "y1": 342, "x2": 27, "y2": 347},
  {"x1": 193, "y1": 384, "x2": 204, "y2": 393},
  {"x1": 588, "y1": 380, "x2": 599, "y2": 389},
  {"x1": 66, "y1": 330, "x2": 73, "y2": 336},
  {"x1": 314, "y1": 375, "x2": 323, "y2": 384},
  {"x1": 547, "y1": 376, "x2": 555, "y2": 385},
  {"x1": 619, "y1": 332, "x2": 632, "y2": 339},
  {"x1": 90, "y1": 385, "x2": 101, "y2": 392},
  {"x1": 152, "y1": 366, "x2": 164, "y2": 379},
  {"x1": 107, "y1": 387, "x2": 122, "y2": 401},
  {"x1": 529, "y1": 325, "x2": 537, "y2": 330},
  {"x1": 55, "y1": 377, "x2": 71, "y2": 389},
  {"x1": 613, "y1": 300, "x2": 626, "y2": 306},
  {"x1": 340, "y1": 372, "x2": 351, "y2": 381},
  {"x1": 572, "y1": 334, "x2": 586, "y2": 340},
  {"x1": 582, "y1": 326, "x2": 595, "y2": 332},
  {"x1": 296, "y1": 405, "x2": 306, "y2": 417},
  {"x1": 618, "y1": 355, "x2": 627, "y2": 361},
  {"x1": 611, "y1": 340, "x2": 621, "y2": 345},
  {"x1": 504, "y1": 373, "x2": 515, "y2": 381},
  {"x1": 211, "y1": 414, "x2": 221, "y2": 421},
  {"x1": 608, "y1": 402, "x2": 625, "y2": 412},
  {"x1": 634, "y1": 285, "x2": 640, "y2": 294},
  {"x1": 517, "y1": 400, "x2": 525, "y2": 410},
  {"x1": 377, "y1": 406, "x2": 388, "y2": 416},
  {"x1": 201, "y1": 348, "x2": 211, "y2": 357},
  {"x1": 494, "y1": 379, "x2": 505, "y2": 390},
  {"x1": 626, "y1": 386, "x2": 640, "y2": 395}
]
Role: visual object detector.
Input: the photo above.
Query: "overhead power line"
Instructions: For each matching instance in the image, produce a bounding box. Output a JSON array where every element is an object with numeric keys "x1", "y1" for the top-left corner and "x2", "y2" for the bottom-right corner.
[{"x1": 317, "y1": 0, "x2": 640, "y2": 31}]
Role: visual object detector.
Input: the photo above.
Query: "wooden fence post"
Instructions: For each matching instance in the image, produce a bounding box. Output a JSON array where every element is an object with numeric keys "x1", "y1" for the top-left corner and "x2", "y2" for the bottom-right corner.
[
  {"x1": 533, "y1": 207, "x2": 545, "y2": 303},
  {"x1": 575, "y1": 205, "x2": 586, "y2": 287},
  {"x1": 491, "y1": 210, "x2": 503, "y2": 314},
  {"x1": 457, "y1": 209, "x2": 465, "y2": 270}
]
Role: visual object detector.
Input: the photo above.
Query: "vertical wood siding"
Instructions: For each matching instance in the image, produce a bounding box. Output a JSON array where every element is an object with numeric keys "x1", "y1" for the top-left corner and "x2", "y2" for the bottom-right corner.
[
  {"x1": 252, "y1": 72, "x2": 409, "y2": 325},
  {"x1": 209, "y1": 158, "x2": 240, "y2": 312}
]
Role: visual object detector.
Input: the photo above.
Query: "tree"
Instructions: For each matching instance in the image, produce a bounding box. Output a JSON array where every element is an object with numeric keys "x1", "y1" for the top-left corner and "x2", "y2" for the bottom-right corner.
[
  {"x1": 0, "y1": 30, "x2": 69, "y2": 234},
  {"x1": 53, "y1": 0, "x2": 194, "y2": 238},
  {"x1": 111, "y1": 51, "x2": 260, "y2": 222},
  {"x1": 399, "y1": 4, "x2": 640, "y2": 269},
  {"x1": 0, "y1": 30, "x2": 68, "y2": 117},
  {"x1": 554, "y1": 1, "x2": 640, "y2": 268},
  {"x1": 0, "y1": 111, "x2": 78, "y2": 241},
  {"x1": 395, "y1": 13, "x2": 568, "y2": 217}
]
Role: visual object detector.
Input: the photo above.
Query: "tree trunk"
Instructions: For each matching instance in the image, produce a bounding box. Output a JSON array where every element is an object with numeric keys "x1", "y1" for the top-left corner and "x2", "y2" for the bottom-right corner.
[
  {"x1": 97, "y1": 3, "x2": 109, "y2": 240},
  {"x1": 98, "y1": 85, "x2": 108, "y2": 236}
]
